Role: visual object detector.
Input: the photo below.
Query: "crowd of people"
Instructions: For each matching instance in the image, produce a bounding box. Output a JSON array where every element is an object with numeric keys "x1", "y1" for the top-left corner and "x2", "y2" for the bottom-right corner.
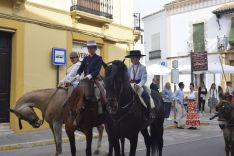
[{"x1": 158, "y1": 80, "x2": 234, "y2": 130}]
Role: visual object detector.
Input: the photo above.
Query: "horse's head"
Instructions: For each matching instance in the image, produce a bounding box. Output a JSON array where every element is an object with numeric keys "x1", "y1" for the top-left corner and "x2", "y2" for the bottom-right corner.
[
  {"x1": 10, "y1": 106, "x2": 43, "y2": 129},
  {"x1": 103, "y1": 60, "x2": 129, "y2": 113},
  {"x1": 216, "y1": 102, "x2": 234, "y2": 121}
]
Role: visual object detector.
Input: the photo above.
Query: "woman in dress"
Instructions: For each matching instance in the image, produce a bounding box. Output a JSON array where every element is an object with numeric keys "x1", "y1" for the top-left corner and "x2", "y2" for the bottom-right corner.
[{"x1": 185, "y1": 83, "x2": 200, "y2": 129}]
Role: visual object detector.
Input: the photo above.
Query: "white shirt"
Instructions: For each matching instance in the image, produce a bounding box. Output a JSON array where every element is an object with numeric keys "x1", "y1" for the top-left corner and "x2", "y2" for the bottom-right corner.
[
  {"x1": 61, "y1": 62, "x2": 80, "y2": 86},
  {"x1": 128, "y1": 63, "x2": 147, "y2": 87},
  {"x1": 187, "y1": 91, "x2": 196, "y2": 100}
]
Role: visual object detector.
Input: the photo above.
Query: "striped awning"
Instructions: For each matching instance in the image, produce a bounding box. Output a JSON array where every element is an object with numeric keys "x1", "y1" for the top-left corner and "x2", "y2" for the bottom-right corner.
[{"x1": 213, "y1": 2, "x2": 234, "y2": 16}]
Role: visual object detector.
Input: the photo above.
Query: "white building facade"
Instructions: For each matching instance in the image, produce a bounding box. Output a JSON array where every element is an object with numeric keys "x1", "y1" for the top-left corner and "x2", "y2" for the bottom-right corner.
[{"x1": 143, "y1": 0, "x2": 234, "y2": 91}]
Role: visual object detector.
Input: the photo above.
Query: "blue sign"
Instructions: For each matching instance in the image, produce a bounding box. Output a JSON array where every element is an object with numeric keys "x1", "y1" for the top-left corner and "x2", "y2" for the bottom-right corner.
[
  {"x1": 52, "y1": 48, "x2": 66, "y2": 65},
  {"x1": 160, "y1": 59, "x2": 166, "y2": 66}
]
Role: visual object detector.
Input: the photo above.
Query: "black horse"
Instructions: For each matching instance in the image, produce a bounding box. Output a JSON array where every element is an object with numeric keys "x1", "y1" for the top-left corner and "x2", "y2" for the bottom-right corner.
[{"x1": 103, "y1": 60, "x2": 164, "y2": 156}]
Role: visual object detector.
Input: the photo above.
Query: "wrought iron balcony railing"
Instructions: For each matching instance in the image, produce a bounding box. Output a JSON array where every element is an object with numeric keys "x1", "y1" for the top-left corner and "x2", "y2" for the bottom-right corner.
[
  {"x1": 71, "y1": 0, "x2": 113, "y2": 19},
  {"x1": 217, "y1": 35, "x2": 229, "y2": 52}
]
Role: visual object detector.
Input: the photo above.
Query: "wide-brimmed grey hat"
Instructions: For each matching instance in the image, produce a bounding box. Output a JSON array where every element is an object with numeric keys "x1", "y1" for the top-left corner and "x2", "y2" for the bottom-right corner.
[
  {"x1": 125, "y1": 50, "x2": 146, "y2": 58},
  {"x1": 85, "y1": 40, "x2": 97, "y2": 47}
]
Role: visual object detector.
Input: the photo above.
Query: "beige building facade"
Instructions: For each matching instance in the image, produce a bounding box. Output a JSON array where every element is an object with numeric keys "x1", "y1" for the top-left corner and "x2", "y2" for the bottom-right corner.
[{"x1": 0, "y1": 0, "x2": 139, "y2": 132}]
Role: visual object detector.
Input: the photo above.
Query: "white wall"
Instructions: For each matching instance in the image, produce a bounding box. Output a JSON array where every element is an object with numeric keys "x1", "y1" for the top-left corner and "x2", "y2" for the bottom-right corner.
[
  {"x1": 169, "y1": 4, "x2": 233, "y2": 90},
  {"x1": 143, "y1": 11, "x2": 169, "y2": 90},
  {"x1": 143, "y1": 11, "x2": 167, "y2": 63},
  {"x1": 170, "y1": 5, "x2": 232, "y2": 58}
]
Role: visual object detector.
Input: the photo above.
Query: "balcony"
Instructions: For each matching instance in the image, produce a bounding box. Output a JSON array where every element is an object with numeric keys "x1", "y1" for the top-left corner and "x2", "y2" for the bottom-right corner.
[
  {"x1": 133, "y1": 13, "x2": 142, "y2": 31},
  {"x1": 217, "y1": 36, "x2": 229, "y2": 52},
  {"x1": 70, "y1": 0, "x2": 113, "y2": 25},
  {"x1": 149, "y1": 50, "x2": 161, "y2": 60}
]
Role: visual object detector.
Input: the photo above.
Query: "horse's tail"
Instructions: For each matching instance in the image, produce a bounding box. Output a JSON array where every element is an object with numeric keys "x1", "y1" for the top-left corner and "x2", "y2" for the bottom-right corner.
[{"x1": 150, "y1": 121, "x2": 164, "y2": 156}]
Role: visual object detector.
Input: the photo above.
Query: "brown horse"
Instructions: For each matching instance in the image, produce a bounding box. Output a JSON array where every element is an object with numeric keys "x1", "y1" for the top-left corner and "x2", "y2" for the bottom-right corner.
[
  {"x1": 64, "y1": 79, "x2": 106, "y2": 156},
  {"x1": 213, "y1": 95, "x2": 234, "y2": 156},
  {"x1": 10, "y1": 85, "x2": 104, "y2": 156}
]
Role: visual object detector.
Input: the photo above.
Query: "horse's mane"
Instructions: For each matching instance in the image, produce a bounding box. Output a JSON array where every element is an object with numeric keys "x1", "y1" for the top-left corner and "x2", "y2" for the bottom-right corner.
[
  {"x1": 15, "y1": 88, "x2": 57, "y2": 108},
  {"x1": 104, "y1": 60, "x2": 129, "y2": 96}
]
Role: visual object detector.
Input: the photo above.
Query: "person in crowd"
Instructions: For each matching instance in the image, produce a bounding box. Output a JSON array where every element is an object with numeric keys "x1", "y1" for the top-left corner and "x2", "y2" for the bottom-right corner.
[
  {"x1": 126, "y1": 50, "x2": 155, "y2": 119},
  {"x1": 58, "y1": 52, "x2": 80, "y2": 88},
  {"x1": 226, "y1": 81, "x2": 233, "y2": 96},
  {"x1": 174, "y1": 82, "x2": 185, "y2": 129},
  {"x1": 208, "y1": 83, "x2": 219, "y2": 114},
  {"x1": 162, "y1": 82, "x2": 173, "y2": 120},
  {"x1": 185, "y1": 83, "x2": 200, "y2": 130},
  {"x1": 198, "y1": 81, "x2": 207, "y2": 113},
  {"x1": 218, "y1": 85, "x2": 224, "y2": 98},
  {"x1": 150, "y1": 77, "x2": 159, "y2": 93}
]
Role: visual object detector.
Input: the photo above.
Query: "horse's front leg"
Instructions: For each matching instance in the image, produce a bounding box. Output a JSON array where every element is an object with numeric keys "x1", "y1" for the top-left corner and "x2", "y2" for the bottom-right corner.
[
  {"x1": 141, "y1": 128, "x2": 150, "y2": 156},
  {"x1": 50, "y1": 122, "x2": 63, "y2": 156},
  {"x1": 129, "y1": 135, "x2": 138, "y2": 156},
  {"x1": 94, "y1": 124, "x2": 104, "y2": 155},
  {"x1": 65, "y1": 121, "x2": 77, "y2": 156},
  {"x1": 120, "y1": 137, "x2": 125, "y2": 156},
  {"x1": 86, "y1": 128, "x2": 93, "y2": 156}
]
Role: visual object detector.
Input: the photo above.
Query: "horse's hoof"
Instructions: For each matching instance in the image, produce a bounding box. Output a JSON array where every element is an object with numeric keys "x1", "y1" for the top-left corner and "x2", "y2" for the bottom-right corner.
[{"x1": 94, "y1": 150, "x2": 99, "y2": 155}]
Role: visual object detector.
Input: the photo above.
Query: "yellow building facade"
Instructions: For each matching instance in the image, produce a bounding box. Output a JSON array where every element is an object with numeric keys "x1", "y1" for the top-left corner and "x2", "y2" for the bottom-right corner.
[{"x1": 0, "y1": 0, "x2": 139, "y2": 132}]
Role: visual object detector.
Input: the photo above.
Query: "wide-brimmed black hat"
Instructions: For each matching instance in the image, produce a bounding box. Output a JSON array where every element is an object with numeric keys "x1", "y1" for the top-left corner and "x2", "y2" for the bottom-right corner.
[{"x1": 125, "y1": 50, "x2": 146, "y2": 58}]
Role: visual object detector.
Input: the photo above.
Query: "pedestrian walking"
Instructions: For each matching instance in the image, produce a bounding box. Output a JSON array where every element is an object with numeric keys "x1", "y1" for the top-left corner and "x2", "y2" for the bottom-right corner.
[
  {"x1": 185, "y1": 83, "x2": 200, "y2": 130},
  {"x1": 162, "y1": 82, "x2": 173, "y2": 121},
  {"x1": 198, "y1": 81, "x2": 207, "y2": 113},
  {"x1": 208, "y1": 83, "x2": 219, "y2": 114},
  {"x1": 174, "y1": 82, "x2": 186, "y2": 129}
]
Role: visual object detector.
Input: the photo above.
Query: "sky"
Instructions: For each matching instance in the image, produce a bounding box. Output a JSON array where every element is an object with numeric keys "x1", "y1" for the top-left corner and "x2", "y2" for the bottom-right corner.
[{"x1": 134, "y1": 0, "x2": 174, "y2": 17}]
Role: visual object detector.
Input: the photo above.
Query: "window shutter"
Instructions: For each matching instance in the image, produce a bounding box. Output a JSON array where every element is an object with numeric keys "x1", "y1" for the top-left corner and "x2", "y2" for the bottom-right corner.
[
  {"x1": 193, "y1": 23, "x2": 205, "y2": 52},
  {"x1": 229, "y1": 18, "x2": 234, "y2": 45}
]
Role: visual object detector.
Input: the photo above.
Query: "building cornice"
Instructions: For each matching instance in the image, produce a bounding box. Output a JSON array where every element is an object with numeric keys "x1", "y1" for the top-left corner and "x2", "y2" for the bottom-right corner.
[
  {"x1": 142, "y1": 9, "x2": 165, "y2": 20},
  {"x1": 164, "y1": 0, "x2": 234, "y2": 15},
  {"x1": 0, "y1": 12, "x2": 133, "y2": 44}
]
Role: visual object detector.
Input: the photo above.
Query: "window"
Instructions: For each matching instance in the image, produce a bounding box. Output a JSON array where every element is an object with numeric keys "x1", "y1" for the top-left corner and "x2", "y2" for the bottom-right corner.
[
  {"x1": 229, "y1": 17, "x2": 234, "y2": 45},
  {"x1": 151, "y1": 33, "x2": 160, "y2": 51},
  {"x1": 193, "y1": 23, "x2": 205, "y2": 52},
  {"x1": 149, "y1": 50, "x2": 161, "y2": 60},
  {"x1": 72, "y1": 42, "x2": 101, "y2": 61}
]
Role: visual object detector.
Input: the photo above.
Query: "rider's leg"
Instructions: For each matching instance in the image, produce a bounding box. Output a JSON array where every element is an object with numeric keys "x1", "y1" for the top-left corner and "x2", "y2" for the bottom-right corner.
[{"x1": 141, "y1": 89, "x2": 155, "y2": 119}]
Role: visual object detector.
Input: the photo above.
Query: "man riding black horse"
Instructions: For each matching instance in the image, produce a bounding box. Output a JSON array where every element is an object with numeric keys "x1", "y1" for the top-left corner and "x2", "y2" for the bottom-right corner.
[{"x1": 125, "y1": 50, "x2": 156, "y2": 119}]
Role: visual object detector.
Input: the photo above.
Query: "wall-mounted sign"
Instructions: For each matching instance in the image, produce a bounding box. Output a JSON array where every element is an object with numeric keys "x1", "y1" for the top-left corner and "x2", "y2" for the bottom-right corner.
[
  {"x1": 52, "y1": 48, "x2": 66, "y2": 65},
  {"x1": 191, "y1": 52, "x2": 208, "y2": 71}
]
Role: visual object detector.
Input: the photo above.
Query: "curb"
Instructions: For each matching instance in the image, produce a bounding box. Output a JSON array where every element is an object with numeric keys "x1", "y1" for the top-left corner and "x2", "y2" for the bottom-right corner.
[
  {"x1": 0, "y1": 133, "x2": 95, "y2": 151},
  {"x1": 0, "y1": 121, "x2": 213, "y2": 151},
  {"x1": 164, "y1": 121, "x2": 211, "y2": 129}
]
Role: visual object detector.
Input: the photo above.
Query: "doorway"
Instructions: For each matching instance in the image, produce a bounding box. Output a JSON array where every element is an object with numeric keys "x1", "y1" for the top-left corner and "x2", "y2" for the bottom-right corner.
[{"x1": 0, "y1": 31, "x2": 12, "y2": 123}]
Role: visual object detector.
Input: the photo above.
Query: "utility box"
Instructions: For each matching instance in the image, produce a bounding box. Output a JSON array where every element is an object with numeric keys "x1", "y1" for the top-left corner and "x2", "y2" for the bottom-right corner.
[{"x1": 172, "y1": 60, "x2": 178, "y2": 69}]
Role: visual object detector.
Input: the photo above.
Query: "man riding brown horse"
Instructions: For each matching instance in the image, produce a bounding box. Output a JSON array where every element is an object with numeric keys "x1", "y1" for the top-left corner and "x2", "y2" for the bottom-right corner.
[{"x1": 72, "y1": 40, "x2": 107, "y2": 126}]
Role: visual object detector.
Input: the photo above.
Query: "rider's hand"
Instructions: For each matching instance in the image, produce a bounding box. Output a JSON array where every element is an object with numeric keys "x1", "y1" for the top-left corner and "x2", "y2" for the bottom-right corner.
[
  {"x1": 84, "y1": 74, "x2": 92, "y2": 80},
  {"x1": 134, "y1": 84, "x2": 140, "y2": 91},
  {"x1": 76, "y1": 74, "x2": 80, "y2": 81},
  {"x1": 57, "y1": 82, "x2": 64, "y2": 87}
]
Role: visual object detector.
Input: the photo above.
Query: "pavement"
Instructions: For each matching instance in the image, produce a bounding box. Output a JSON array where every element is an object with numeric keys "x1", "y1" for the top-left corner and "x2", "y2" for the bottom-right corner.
[{"x1": 0, "y1": 111, "x2": 219, "y2": 151}]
